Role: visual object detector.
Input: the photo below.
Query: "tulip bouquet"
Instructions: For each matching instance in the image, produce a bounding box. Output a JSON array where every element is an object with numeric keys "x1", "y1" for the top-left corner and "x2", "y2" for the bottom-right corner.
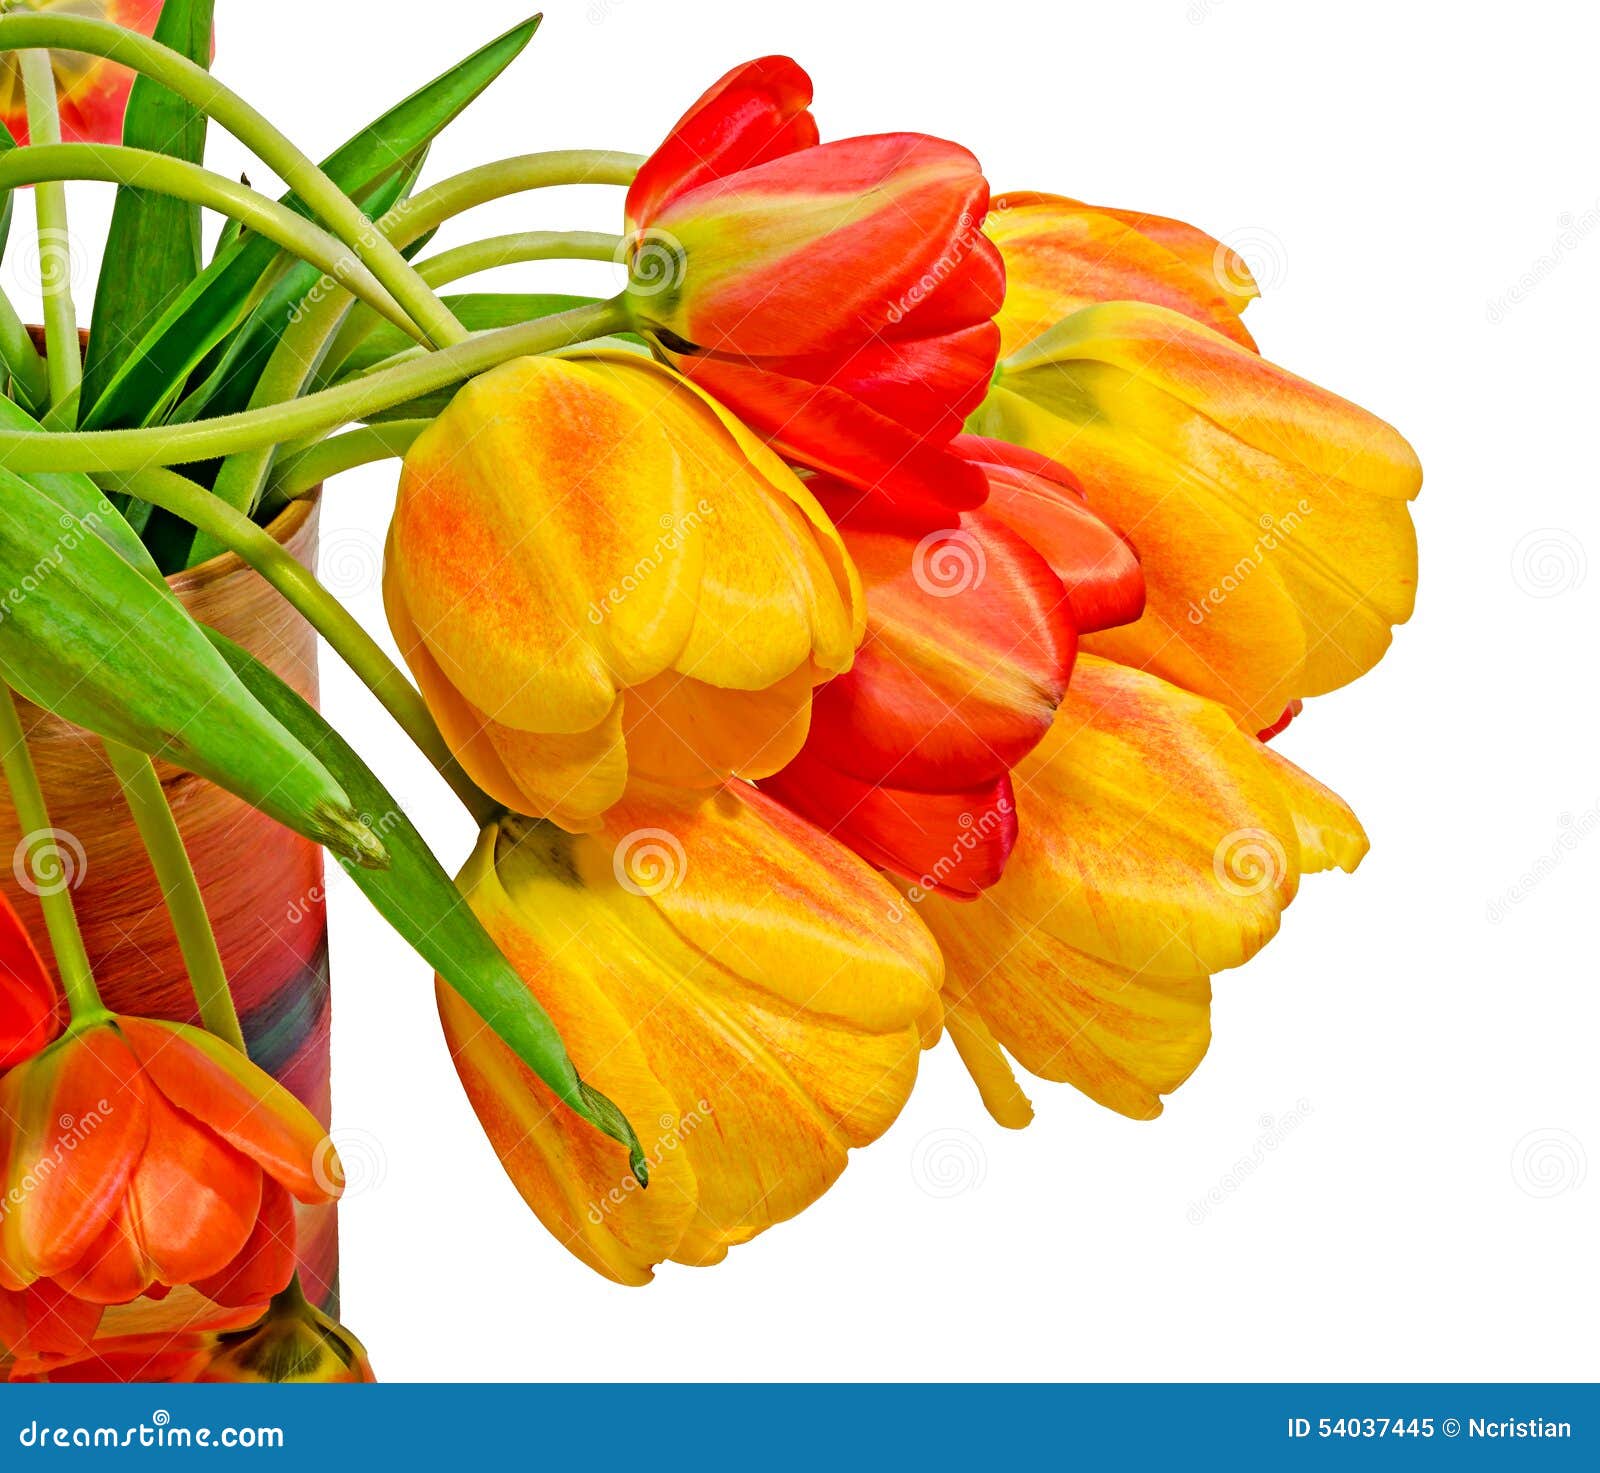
[{"x1": 0, "y1": 1, "x2": 1419, "y2": 1382}]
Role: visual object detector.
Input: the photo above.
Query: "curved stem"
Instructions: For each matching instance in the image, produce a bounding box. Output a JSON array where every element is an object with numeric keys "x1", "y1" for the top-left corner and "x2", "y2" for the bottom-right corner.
[
  {"x1": 0, "y1": 297, "x2": 628, "y2": 473},
  {"x1": 392, "y1": 153, "x2": 643, "y2": 247},
  {"x1": 0, "y1": 13, "x2": 466, "y2": 347},
  {"x1": 414, "y1": 230, "x2": 624, "y2": 288},
  {"x1": 262, "y1": 421, "x2": 430, "y2": 513},
  {"x1": 0, "y1": 684, "x2": 103, "y2": 1022},
  {"x1": 102, "y1": 740, "x2": 245, "y2": 1052},
  {"x1": 20, "y1": 49, "x2": 79, "y2": 423},
  {"x1": 93, "y1": 468, "x2": 496, "y2": 826},
  {"x1": 0, "y1": 145, "x2": 417, "y2": 336}
]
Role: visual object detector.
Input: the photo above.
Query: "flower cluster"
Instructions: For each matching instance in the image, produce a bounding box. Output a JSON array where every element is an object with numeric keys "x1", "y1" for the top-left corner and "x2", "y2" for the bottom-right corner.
[{"x1": 392, "y1": 58, "x2": 1420, "y2": 1284}]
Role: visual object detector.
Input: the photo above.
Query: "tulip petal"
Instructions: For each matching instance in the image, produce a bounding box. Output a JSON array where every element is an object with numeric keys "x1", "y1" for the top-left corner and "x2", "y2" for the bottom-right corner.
[
  {"x1": 988, "y1": 191, "x2": 1257, "y2": 354},
  {"x1": 763, "y1": 750, "x2": 1017, "y2": 898},
  {"x1": 943, "y1": 1004, "x2": 1035, "y2": 1129},
  {"x1": 390, "y1": 356, "x2": 702, "y2": 733},
  {"x1": 591, "y1": 783, "x2": 944, "y2": 1034},
  {"x1": 4, "y1": 1029, "x2": 148, "y2": 1281},
  {"x1": 981, "y1": 302, "x2": 1421, "y2": 728},
  {"x1": 193, "y1": 1179, "x2": 298, "y2": 1309},
  {"x1": 0, "y1": 1281, "x2": 103, "y2": 1360},
  {"x1": 927, "y1": 884, "x2": 1214, "y2": 1120},
  {"x1": 626, "y1": 56, "x2": 817, "y2": 230},
  {"x1": 800, "y1": 504, "x2": 1076, "y2": 789},
  {"x1": 117, "y1": 1019, "x2": 336, "y2": 1204},
  {"x1": 624, "y1": 663, "x2": 816, "y2": 788},
  {"x1": 60, "y1": 1089, "x2": 263, "y2": 1305},
  {"x1": 953, "y1": 435, "x2": 1146, "y2": 635},
  {"x1": 679, "y1": 350, "x2": 991, "y2": 526}
]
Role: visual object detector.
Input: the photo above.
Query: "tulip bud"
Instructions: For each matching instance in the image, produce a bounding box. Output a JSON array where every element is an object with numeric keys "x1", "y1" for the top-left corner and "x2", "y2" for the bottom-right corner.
[{"x1": 0, "y1": 468, "x2": 387, "y2": 868}]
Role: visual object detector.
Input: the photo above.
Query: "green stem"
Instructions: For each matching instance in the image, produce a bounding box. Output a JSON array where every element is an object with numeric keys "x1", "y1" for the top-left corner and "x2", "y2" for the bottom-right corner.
[
  {"x1": 19, "y1": 48, "x2": 79, "y2": 422},
  {"x1": 262, "y1": 421, "x2": 431, "y2": 513},
  {"x1": 0, "y1": 13, "x2": 467, "y2": 347},
  {"x1": 0, "y1": 145, "x2": 418, "y2": 336},
  {"x1": 0, "y1": 297, "x2": 628, "y2": 472},
  {"x1": 0, "y1": 684, "x2": 103, "y2": 1022},
  {"x1": 393, "y1": 152, "x2": 643, "y2": 245},
  {"x1": 93, "y1": 467, "x2": 495, "y2": 826},
  {"x1": 0, "y1": 285, "x2": 48, "y2": 413},
  {"x1": 414, "y1": 230, "x2": 624, "y2": 288},
  {"x1": 102, "y1": 740, "x2": 245, "y2": 1052}
]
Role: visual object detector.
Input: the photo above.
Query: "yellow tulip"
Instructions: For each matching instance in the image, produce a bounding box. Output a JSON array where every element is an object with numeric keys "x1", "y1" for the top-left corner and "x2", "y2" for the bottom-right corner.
[
  {"x1": 385, "y1": 351, "x2": 863, "y2": 831},
  {"x1": 972, "y1": 302, "x2": 1422, "y2": 731},
  {"x1": 436, "y1": 782, "x2": 942, "y2": 1285},
  {"x1": 916, "y1": 655, "x2": 1367, "y2": 1124}
]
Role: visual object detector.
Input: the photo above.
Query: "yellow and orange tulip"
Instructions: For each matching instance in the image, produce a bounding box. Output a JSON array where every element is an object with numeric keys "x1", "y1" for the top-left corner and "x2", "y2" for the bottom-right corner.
[
  {"x1": 916, "y1": 655, "x2": 1368, "y2": 1125},
  {"x1": 973, "y1": 301, "x2": 1422, "y2": 731},
  {"x1": 0, "y1": 1, "x2": 162, "y2": 146},
  {"x1": 385, "y1": 351, "x2": 863, "y2": 832},
  {"x1": 435, "y1": 783, "x2": 942, "y2": 1285}
]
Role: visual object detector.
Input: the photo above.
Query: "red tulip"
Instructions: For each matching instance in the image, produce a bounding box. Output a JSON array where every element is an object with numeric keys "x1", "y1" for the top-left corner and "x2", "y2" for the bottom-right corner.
[
  {"x1": 0, "y1": 2, "x2": 164, "y2": 147},
  {"x1": 763, "y1": 445, "x2": 1143, "y2": 896},
  {"x1": 0, "y1": 893, "x2": 61, "y2": 1069},
  {"x1": 624, "y1": 56, "x2": 1003, "y2": 527}
]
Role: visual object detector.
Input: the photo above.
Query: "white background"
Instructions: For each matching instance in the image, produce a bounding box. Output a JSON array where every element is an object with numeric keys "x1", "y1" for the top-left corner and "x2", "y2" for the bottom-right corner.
[{"x1": 12, "y1": 0, "x2": 1595, "y2": 1381}]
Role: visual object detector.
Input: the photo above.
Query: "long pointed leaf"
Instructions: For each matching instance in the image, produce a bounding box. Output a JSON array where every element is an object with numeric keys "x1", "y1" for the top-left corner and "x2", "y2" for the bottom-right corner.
[
  {"x1": 80, "y1": 0, "x2": 215, "y2": 412},
  {"x1": 208, "y1": 629, "x2": 647, "y2": 1180},
  {"x1": 80, "y1": 14, "x2": 541, "y2": 434}
]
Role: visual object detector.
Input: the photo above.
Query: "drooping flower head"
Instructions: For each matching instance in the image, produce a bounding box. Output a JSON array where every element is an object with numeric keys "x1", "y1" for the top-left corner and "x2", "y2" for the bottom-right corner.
[
  {"x1": 437, "y1": 786, "x2": 942, "y2": 1285},
  {"x1": 0, "y1": 1013, "x2": 341, "y2": 1358},
  {"x1": 623, "y1": 57, "x2": 1004, "y2": 526},
  {"x1": 385, "y1": 350, "x2": 863, "y2": 832}
]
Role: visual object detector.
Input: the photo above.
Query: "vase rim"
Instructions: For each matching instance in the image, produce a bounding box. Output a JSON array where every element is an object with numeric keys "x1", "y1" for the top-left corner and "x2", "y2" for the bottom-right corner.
[{"x1": 167, "y1": 491, "x2": 321, "y2": 596}]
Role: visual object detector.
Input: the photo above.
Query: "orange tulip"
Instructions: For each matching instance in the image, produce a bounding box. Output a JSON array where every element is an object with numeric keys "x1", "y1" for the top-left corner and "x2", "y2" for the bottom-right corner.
[
  {"x1": 436, "y1": 784, "x2": 941, "y2": 1285},
  {"x1": 0, "y1": 1015, "x2": 340, "y2": 1357}
]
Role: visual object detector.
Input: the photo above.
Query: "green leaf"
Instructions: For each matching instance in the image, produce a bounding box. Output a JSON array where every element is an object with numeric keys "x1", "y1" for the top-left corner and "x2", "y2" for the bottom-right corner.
[
  {"x1": 80, "y1": 0, "x2": 215, "y2": 415},
  {"x1": 79, "y1": 14, "x2": 542, "y2": 435},
  {"x1": 168, "y1": 147, "x2": 431, "y2": 431},
  {"x1": 208, "y1": 629, "x2": 648, "y2": 1182},
  {"x1": 0, "y1": 468, "x2": 387, "y2": 870}
]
